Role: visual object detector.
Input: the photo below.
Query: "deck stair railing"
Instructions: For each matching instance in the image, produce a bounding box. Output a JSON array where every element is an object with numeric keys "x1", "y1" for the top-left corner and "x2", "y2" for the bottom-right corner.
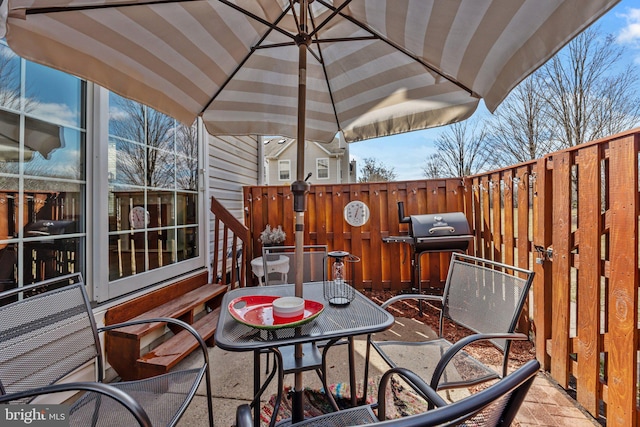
[{"x1": 210, "y1": 195, "x2": 250, "y2": 288}]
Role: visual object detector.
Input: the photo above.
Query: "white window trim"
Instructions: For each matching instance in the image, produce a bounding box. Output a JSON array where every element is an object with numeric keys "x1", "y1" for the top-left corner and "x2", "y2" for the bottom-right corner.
[
  {"x1": 316, "y1": 157, "x2": 329, "y2": 180},
  {"x1": 92, "y1": 86, "x2": 206, "y2": 303},
  {"x1": 278, "y1": 160, "x2": 291, "y2": 181}
]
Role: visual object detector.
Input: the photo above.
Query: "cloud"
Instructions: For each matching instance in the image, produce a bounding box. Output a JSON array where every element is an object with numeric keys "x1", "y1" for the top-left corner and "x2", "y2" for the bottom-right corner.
[
  {"x1": 617, "y1": 8, "x2": 640, "y2": 46},
  {"x1": 29, "y1": 102, "x2": 78, "y2": 128}
]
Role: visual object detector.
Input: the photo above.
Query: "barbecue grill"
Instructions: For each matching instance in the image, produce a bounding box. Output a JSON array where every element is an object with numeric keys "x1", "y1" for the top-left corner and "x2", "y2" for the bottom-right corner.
[{"x1": 383, "y1": 202, "x2": 473, "y2": 306}]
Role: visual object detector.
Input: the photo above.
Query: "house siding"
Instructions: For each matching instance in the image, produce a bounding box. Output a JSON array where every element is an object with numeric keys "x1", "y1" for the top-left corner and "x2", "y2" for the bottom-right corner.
[
  {"x1": 206, "y1": 134, "x2": 259, "y2": 280},
  {"x1": 265, "y1": 138, "x2": 351, "y2": 185}
]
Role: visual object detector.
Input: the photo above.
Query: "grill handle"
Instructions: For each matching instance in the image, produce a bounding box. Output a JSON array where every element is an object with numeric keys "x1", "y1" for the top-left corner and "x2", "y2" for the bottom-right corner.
[
  {"x1": 429, "y1": 226, "x2": 456, "y2": 234},
  {"x1": 397, "y1": 202, "x2": 410, "y2": 223}
]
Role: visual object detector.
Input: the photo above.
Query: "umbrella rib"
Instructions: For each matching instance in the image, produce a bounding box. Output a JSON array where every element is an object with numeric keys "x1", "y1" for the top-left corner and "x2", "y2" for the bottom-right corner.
[
  {"x1": 200, "y1": 4, "x2": 292, "y2": 115},
  {"x1": 23, "y1": 0, "x2": 201, "y2": 15},
  {"x1": 313, "y1": 0, "x2": 477, "y2": 97},
  {"x1": 218, "y1": 0, "x2": 296, "y2": 41},
  {"x1": 308, "y1": 0, "x2": 354, "y2": 37},
  {"x1": 308, "y1": 10, "x2": 341, "y2": 135}
]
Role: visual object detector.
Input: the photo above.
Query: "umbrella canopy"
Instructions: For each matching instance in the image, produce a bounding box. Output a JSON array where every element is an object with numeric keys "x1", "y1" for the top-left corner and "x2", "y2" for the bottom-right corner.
[
  {"x1": 0, "y1": 0, "x2": 620, "y2": 144},
  {"x1": 0, "y1": 109, "x2": 64, "y2": 162}
]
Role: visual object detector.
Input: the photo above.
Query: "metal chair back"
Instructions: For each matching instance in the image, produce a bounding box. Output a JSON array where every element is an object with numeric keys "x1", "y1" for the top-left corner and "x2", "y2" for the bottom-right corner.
[
  {"x1": 0, "y1": 273, "x2": 99, "y2": 402},
  {"x1": 262, "y1": 245, "x2": 327, "y2": 285},
  {"x1": 441, "y1": 253, "x2": 534, "y2": 351},
  {"x1": 237, "y1": 359, "x2": 541, "y2": 427}
]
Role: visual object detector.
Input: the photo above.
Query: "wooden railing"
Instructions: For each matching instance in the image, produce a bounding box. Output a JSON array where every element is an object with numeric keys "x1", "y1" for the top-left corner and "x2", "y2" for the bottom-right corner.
[{"x1": 209, "y1": 195, "x2": 250, "y2": 288}]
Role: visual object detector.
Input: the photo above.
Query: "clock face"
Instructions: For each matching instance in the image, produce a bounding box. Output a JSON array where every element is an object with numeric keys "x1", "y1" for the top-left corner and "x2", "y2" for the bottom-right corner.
[
  {"x1": 129, "y1": 206, "x2": 149, "y2": 229},
  {"x1": 344, "y1": 201, "x2": 370, "y2": 227}
]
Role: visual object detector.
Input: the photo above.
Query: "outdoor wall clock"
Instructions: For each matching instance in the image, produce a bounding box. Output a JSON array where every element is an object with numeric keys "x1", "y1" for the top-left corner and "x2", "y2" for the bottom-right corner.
[
  {"x1": 129, "y1": 206, "x2": 149, "y2": 229},
  {"x1": 344, "y1": 200, "x2": 370, "y2": 227}
]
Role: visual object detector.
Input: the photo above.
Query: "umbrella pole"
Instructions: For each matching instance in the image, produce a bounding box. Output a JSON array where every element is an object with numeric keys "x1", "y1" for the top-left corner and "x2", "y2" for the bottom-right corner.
[{"x1": 290, "y1": 1, "x2": 311, "y2": 422}]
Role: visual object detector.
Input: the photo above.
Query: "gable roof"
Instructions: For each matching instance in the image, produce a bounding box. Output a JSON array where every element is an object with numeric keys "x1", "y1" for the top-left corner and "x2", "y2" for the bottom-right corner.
[{"x1": 263, "y1": 136, "x2": 345, "y2": 158}]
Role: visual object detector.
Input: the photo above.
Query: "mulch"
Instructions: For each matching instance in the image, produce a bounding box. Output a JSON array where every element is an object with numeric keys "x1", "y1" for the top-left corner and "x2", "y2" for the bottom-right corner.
[{"x1": 361, "y1": 289, "x2": 536, "y2": 370}]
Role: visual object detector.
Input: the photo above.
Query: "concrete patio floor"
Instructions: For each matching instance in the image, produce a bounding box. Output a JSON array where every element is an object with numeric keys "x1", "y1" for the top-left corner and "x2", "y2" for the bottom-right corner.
[{"x1": 174, "y1": 336, "x2": 599, "y2": 427}]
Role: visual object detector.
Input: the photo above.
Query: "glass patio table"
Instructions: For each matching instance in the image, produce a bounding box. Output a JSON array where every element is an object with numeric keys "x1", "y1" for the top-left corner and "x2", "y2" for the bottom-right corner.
[{"x1": 214, "y1": 282, "x2": 394, "y2": 427}]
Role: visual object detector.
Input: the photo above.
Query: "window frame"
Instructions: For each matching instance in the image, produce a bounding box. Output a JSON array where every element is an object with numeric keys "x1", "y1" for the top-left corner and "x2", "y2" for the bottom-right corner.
[
  {"x1": 278, "y1": 160, "x2": 291, "y2": 181},
  {"x1": 316, "y1": 158, "x2": 330, "y2": 180}
]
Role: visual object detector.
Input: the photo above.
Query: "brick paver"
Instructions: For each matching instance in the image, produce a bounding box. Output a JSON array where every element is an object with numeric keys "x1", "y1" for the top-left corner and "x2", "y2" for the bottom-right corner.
[{"x1": 516, "y1": 374, "x2": 599, "y2": 426}]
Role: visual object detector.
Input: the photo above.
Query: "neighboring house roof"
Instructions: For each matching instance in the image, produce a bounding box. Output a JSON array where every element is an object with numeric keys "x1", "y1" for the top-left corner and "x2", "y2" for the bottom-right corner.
[{"x1": 263, "y1": 136, "x2": 345, "y2": 159}]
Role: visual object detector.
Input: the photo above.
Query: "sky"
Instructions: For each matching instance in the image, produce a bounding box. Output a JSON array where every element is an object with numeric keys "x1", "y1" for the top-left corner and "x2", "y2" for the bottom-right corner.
[{"x1": 348, "y1": 0, "x2": 640, "y2": 182}]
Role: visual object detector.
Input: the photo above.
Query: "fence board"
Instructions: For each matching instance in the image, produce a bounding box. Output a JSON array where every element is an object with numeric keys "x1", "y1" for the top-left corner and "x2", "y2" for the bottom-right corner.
[
  {"x1": 492, "y1": 173, "x2": 502, "y2": 262},
  {"x1": 607, "y1": 136, "x2": 638, "y2": 427},
  {"x1": 426, "y1": 180, "x2": 441, "y2": 289},
  {"x1": 550, "y1": 152, "x2": 572, "y2": 388},
  {"x1": 368, "y1": 184, "x2": 382, "y2": 290},
  {"x1": 481, "y1": 176, "x2": 491, "y2": 259},
  {"x1": 350, "y1": 186, "x2": 366, "y2": 287},
  {"x1": 576, "y1": 144, "x2": 602, "y2": 415},
  {"x1": 516, "y1": 166, "x2": 531, "y2": 271},
  {"x1": 315, "y1": 186, "x2": 328, "y2": 245},
  {"x1": 332, "y1": 187, "x2": 346, "y2": 252},
  {"x1": 472, "y1": 177, "x2": 482, "y2": 256},
  {"x1": 503, "y1": 170, "x2": 515, "y2": 267},
  {"x1": 387, "y1": 183, "x2": 402, "y2": 289}
]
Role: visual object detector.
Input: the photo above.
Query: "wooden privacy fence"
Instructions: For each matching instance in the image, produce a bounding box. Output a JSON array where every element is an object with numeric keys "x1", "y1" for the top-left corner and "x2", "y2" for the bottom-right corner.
[
  {"x1": 466, "y1": 129, "x2": 640, "y2": 427},
  {"x1": 243, "y1": 180, "x2": 466, "y2": 292},
  {"x1": 241, "y1": 128, "x2": 640, "y2": 425}
]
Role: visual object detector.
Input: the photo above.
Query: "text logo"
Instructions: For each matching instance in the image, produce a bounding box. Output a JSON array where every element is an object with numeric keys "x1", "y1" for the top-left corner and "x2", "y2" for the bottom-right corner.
[{"x1": 2, "y1": 405, "x2": 69, "y2": 426}]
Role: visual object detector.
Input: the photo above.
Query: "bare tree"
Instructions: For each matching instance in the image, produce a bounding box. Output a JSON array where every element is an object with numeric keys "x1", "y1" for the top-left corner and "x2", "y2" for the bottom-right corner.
[
  {"x1": 0, "y1": 46, "x2": 22, "y2": 111},
  {"x1": 358, "y1": 157, "x2": 397, "y2": 182},
  {"x1": 539, "y1": 26, "x2": 640, "y2": 148},
  {"x1": 175, "y1": 122, "x2": 199, "y2": 191},
  {"x1": 486, "y1": 76, "x2": 559, "y2": 165},
  {"x1": 422, "y1": 153, "x2": 443, "y2": 179},
  {"x1": 422, "y1": 121, "x2": 490, "y2": 178},
  {"x1": 110, "y1": 97, "x2": 175, "y2": 188}
]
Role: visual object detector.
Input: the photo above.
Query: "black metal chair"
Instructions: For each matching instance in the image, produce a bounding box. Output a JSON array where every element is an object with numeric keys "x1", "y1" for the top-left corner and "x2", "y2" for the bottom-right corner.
[
  {"x1": 236, "y1": 359, "x2": 540, "y2": 426},
  {"x1": 366, "y1": 253, "x2": 535, "y2": 396},
  {"x1": 0, "y1": 273, "x2": 213, "y2": 427}
]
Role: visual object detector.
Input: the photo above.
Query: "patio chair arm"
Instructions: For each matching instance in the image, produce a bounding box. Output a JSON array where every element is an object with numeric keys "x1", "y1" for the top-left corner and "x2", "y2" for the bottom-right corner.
[
  {"x1": 98, "y1": 317, "x2": 210, "y2": 364},
  {"x1": 236, "y1": 404, "x2": 253, "y2": 427},
  {"x1": 377, "y1": 367, "x2": 448, "y2": 420},
  {"x1": 430, "y1": 332, "x2": 528, "y2": 390},
  {"x1": 0, "y1": 382, "x2": 152, "y2": 427},
  {"x1": 380, "y1": 293, "x2": 443, "y2": 309}
]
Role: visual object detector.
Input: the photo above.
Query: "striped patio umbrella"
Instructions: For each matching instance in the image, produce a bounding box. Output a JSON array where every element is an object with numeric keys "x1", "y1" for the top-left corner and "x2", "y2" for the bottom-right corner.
[{"x1": 0, "y1": 1, "x2": 618, "y2": 419}]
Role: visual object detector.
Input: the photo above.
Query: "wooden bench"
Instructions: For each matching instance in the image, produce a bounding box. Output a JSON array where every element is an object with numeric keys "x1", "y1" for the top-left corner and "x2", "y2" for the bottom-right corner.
[{"x1": 105, "y1": 271, "x2": 227, "y2": 380}]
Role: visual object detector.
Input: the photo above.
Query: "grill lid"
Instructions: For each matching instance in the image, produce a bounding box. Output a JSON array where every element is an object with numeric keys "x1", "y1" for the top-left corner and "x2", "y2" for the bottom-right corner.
[
  {"x1": 409, "y1": 212, "x2": 470, "y2": 237},
  {"x1": 409, "y1": 212, "x2": 472, "y2": 252}
]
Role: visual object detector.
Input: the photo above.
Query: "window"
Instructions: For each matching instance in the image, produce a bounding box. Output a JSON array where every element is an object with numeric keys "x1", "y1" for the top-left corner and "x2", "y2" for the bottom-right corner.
[
  {"x1": 107, "y1": 93, "x2": 199, "y2": 282},
  {"x1": 0, "y1": 42, "x2": 86, "y2": 289},
  {"x1": 317, "y1": 158, "x2": 329, "y2": 179},
  {"x1": 279, "y1": 160, "x2": 291, "y2": 181},
  {"x1": 0, "y1": 42, "x2": 205, "y2": 302}
]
